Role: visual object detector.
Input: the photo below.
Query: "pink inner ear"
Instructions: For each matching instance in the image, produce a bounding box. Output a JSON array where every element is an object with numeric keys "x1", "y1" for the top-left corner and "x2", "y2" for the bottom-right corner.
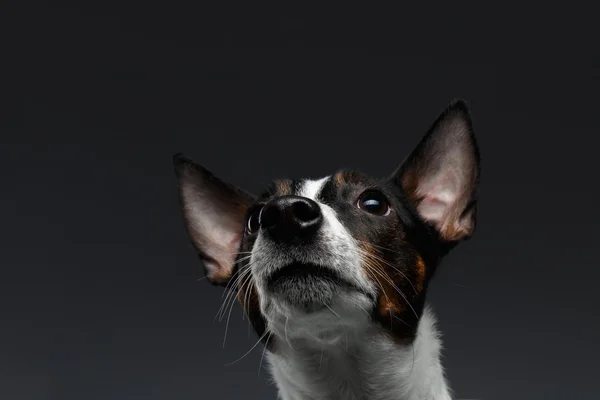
[
  {"x1": 186, "y1": 205, "x2": 244, "y2": 283},
  {"x1": 202, "y1": 232, "x2": 242, "y2": 285},
  {"x1": 414, "y1": 168, "x2": 475, "y2": 241},
  {"x1": 418, "y1": 196, "x2": 449, "y2": 222},
  {"x1": 181, "y1": 178, "x2": 248, "y2": 285},
  {"x1": 416, "y1": 172, "x2": 460, "y2": 216},
  {"x1": 398, "y1": 102, "x2": 478, "y2": 242},
  {"x1": 418, "y1": 195, "x2": 474, "y2": 241}
]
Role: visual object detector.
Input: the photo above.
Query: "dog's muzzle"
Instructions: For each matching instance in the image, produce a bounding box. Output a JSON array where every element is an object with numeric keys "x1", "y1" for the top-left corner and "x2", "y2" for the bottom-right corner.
[{"x1": 252, "y1": 194, "x2": 371, "y2": 312}]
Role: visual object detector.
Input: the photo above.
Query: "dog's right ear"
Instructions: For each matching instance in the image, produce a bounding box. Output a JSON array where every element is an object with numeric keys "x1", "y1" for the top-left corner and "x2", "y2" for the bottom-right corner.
[{"x1": 173, "y1": 154, "x2": 254, "y2": 286}]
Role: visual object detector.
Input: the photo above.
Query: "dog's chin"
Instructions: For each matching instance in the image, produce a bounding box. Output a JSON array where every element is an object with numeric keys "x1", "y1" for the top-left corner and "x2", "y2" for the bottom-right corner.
[{"x1": 265, "y1": 262, "x2": 349, "y2": 313}]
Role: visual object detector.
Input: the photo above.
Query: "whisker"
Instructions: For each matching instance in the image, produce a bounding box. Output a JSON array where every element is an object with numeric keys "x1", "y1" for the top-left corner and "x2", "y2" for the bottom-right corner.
[
  {"x1": 225, "y1": 330, "x2": 271, "y2": 366},
  {"x1": 409, "y1": 339, "x2": 416, "y2": 378},
  {"x1": 284, "y1": 315, "x2": 296, "y2": 351},
  {"x1": 222, "y1": 270, "x2": 255, "y2": 348},
  {"x1": 224, "y1": 262, "x2": 255, "y2": 322},
  {"x1": 323, "y1": 303, "x2": 348, "y2": 351},
  {"x1": 348, "y1": 298, "x2": 371, "y2": 319},
  {"x1": 221, "y1": 264, "x2": 247, "y2": 298},
  {"x1": 360, "y1": 257, "x2": 394, "y2": 328},
  {"x1": 356, "y1": 240, "x2": 405, "y2": 255},
  {"x1": 365, "y1": 263, "x2": 418, "y2": 319},
  {"x1": 242, "y1": 274, "x2": 255, "y2": 320},
  {"x1": 216, "y1": 267, "x2": 248, "y2": 318},
  {"x1": 359, "y1": 255, "x2": 389, "y2": 301},
  {"x1": 258, "y1": 332, "x2": 272, "y2": 377},
  {"x1": 356, "y1": 248, "x2": 417, "y2": 294},
  {"x1": 235, "y1": 270, "x2": 257, "y2": 321},
  {"x1": 232, "y1": 255, "x2": 253, "y2": 266},
  {"x1": 359, "y1": 252, "x2": 417, "y2": 316},
  {"x1": 208, "y1": 249, "x2": 254, "y2": 257},
  {"x1": 221, "y1": 259, "x2": 254, "y2": 297},
  {"x1": 319, "y1": 344, "x2": 324, "y2": 372},
  {"x1": 223, "y1": 269, "x2": 252, "y2": 321},
  {"x1": 217, "y1": 265, "x2": 252, "y2": 321}
]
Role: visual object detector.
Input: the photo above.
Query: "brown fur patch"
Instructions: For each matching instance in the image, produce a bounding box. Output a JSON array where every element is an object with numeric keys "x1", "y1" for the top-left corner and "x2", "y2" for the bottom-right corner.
[
  {"x1": 274, "y1": 180, "x2": 293, "y2": 196},
  {"x1": 210, "y1": 265, "x2": 234, "y2": 284},
  {"x1": 415, "y1": 254, "x2": 426, "y2": 292},
  {"x1": 334, "y1": 170, "x2": 365, "y2": 186},
  {"x1": 334, "y1": 171, "x2": 347, "y2": 185},
  {"x1": 438, "y1": 211, "x2": 475, "y2": 242},
  {"x1": 377, "y1": 294, "x2": 403, "y2": 315},
  {"x1": 399, "y1": 170, "x2": 421, "y2": 205},
  {"x1": 359, "y1": 242, "x2": 404, "y2": 314},
  {"x1": 358, "y1": 240, "x2": 424, "y2": 342}
]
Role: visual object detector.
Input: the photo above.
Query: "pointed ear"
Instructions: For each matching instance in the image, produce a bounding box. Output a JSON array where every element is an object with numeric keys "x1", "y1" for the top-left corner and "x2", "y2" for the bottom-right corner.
[
  {"x1": 173, "y1": 153, "x2": 254, "y2": 286},
  {"x1": 392, "y1": 99, "x2": 481, "y2": 243}
]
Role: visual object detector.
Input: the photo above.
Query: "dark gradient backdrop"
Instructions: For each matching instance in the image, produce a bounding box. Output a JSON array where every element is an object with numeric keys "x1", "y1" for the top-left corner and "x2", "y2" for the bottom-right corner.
[{"x1": 3, "y1": 2, "x2": 600, "y2": 400}]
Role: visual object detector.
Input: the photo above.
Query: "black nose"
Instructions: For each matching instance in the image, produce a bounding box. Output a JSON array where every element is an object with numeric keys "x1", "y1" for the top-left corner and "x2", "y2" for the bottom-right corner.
[{"x1": 260, "y1": 195, "x2": 322, "y2": 242}]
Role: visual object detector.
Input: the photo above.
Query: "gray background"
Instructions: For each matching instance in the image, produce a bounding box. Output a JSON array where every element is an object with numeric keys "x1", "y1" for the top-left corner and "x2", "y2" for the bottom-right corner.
[{"x1": 3, "y1": 2, "x2": 600, "y2": 399}]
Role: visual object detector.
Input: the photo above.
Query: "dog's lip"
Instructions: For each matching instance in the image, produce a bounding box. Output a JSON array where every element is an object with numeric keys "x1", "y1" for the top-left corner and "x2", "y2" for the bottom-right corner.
[
  {"x1": 266, "y1": 262, "x2": 338, "y2": 285},
  {"x1": 265, "y1": 262, "x2": 368, "y2": 296}
]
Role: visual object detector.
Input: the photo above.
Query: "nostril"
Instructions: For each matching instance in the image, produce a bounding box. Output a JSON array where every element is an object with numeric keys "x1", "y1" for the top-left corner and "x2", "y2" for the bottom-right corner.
[
  {"x1": 259, "y1": 205, "x2": 279, "y2": 228},
  {"x1": 293, "y1": 201, "x2": 320, "y2": 222}
]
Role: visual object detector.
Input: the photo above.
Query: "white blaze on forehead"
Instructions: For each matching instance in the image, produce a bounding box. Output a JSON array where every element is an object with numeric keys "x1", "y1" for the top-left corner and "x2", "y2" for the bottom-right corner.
[{"x1": 298, "y1": 177, "x2": 330, "y2": 201}]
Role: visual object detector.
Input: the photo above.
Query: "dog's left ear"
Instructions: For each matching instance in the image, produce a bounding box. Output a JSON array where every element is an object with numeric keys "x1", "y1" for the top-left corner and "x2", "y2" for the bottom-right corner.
[
  {"x1": 392, "y1": 99, "x2": 481, "y2": 243},
  {"x1": 173, "y1": 154, "x2": 254, "y2": 286}
]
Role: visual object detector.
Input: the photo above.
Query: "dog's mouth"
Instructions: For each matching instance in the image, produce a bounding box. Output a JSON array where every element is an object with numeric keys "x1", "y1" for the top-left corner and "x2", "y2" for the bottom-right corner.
[
  {"x1": 265, "y1": 262, "x2": 367, "y2": 301},
  {"x1": 266, "y1": 262, "x2": 340, "y2": 287},
  {"x1": 264, "y1": 262, "x2": 350, "y2": 311}
]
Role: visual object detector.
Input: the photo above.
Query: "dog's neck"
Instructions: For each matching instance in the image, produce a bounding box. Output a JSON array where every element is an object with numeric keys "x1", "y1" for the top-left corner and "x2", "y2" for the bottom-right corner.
[{"x1": 266, "y1": 306, "x2": 452, "y2": 400}]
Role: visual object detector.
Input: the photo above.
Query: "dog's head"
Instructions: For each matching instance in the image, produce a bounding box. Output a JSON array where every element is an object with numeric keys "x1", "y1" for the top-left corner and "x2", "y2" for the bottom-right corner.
[{"x1": 174, "y1": 100, "x2": 480, "y2": 347}]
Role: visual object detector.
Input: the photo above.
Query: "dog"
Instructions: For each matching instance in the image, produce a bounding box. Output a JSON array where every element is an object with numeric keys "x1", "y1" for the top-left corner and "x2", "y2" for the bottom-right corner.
[{"x1": 173, "y1": 99, "x2": 480, "y2": 400}]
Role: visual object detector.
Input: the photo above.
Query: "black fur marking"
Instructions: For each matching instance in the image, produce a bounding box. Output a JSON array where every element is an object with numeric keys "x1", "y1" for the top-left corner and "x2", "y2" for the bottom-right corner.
[{"x1": 315, "y1": 170, "x2": 434, "y2": 341}]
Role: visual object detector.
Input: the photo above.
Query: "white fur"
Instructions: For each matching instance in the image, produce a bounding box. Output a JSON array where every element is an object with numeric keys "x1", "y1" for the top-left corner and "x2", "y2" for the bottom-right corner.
[
  {"x1": 250, "y1": 178, "x2": 452, "y2": 400},
  {"x1": 297, "y1": 177, "x2": 330, "y2": 200},
  {"x1": 268, "y1": 306, "x2": 451, "y2": 400}
]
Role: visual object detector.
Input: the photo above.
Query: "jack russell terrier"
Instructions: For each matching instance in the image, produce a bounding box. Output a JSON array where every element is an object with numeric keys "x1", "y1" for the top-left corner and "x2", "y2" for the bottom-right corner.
[{"x1": 173, "y1": 99, "x2": 481, "y2": 400}]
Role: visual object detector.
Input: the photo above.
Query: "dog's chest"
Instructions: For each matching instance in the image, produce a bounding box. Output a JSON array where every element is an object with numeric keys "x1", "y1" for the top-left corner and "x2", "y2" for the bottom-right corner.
[
  {"x1": 266, "y1": 308, "x2": 451, "y2": 400},
  {"x1": 268, "y1": 335, "x2": 420, "y2": 400}
]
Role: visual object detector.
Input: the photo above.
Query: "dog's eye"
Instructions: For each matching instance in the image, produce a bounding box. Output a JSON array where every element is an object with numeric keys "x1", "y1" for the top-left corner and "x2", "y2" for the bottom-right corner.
[
  {"x1": 246, "y1": 207, "x2": 262, "y2": 234},
  {"x1": 357, "y1": 191, "x2": 391, "y2": 216}
]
